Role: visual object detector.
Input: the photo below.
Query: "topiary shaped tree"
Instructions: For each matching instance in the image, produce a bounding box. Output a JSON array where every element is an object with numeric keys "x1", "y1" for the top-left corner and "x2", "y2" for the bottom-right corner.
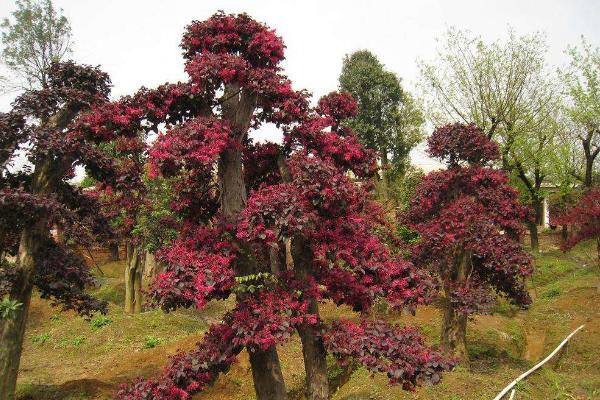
[
  {"x1": 403, "y1": 123, "x2": 533, "y2": 364},
  {"x1": 97, "y1": 12, "x2": 455, "y2": 400},
  {"x1": 0, "y1": 61, "x2": 129, "y2": 399}
]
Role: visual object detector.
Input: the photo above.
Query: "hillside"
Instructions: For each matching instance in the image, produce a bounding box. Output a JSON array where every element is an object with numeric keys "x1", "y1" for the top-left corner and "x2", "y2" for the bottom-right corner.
[{"x1": 15, "y1": 234, "x2": 600, "y2": 400}]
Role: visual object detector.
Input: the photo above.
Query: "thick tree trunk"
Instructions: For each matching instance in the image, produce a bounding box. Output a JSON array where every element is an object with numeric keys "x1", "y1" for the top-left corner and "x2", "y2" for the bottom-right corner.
[
  {"x1": 109, "y1": 242, "x2": 120, "y2": 261},
  {"x1": 290, "y1": 236, "x2": 328, "y2": 400},
  {"x1": 581, "y1": 129, "x2": 598, "y2": 188},
  {"x1": 533, "y1": 198, "x2": 544, "y2": 226},
  {"x1": 124, "y1": 243, "x2": 143, "y2": 314},
  {"x1": 528, "y1": 222, "x2": 539, "y2": 253},
  {"x1": 297, "y1": 303, "x2": 328, "y2": 400},
  {"x1": 584, "y1": 158, "x2": 594, "y2": 188},
  {"x1": 440, "y1": 252, "x2": 470, "y2": 366},
  {"x1": 0, "y1": 220, "x2": 46, "y2": 400},
  {"x1": 0, "y1": 105, "x2": 79, "y2": 400},
  {"x1": 248, "y1": 346, "x2": 288, "y2": 400},
  {"x1": 143, "y1": 251, "x2": 157, "y2": 277},
  {"x1": 218, "y1": 147, "x2": 287, "y2": 399},
  {"x1": 440, "y1": 298, "x2": 469, "y2": 362},
  {"x1": 219, "y1": 86, "x2": 287, "y2": 400}
]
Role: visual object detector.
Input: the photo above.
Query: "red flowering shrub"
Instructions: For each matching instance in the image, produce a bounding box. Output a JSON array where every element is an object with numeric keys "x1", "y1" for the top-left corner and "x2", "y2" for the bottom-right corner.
[
  {"x1": 404, "y1": 123, "x2": 533, "y2": 360},
  {"x1": 316, "y1": 91, "x2": 358, "y2": 122}
]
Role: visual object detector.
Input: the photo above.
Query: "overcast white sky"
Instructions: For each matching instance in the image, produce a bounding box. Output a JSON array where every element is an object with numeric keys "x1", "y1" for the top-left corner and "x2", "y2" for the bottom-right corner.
[{"x1": 1, "y1": 0, "x2": 599, "y2": 170}]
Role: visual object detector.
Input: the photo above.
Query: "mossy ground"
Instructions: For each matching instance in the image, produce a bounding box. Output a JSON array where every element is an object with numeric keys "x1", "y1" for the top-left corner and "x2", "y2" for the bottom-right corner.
[{"x1": 15, "y1": 234, "x2": 600, "y2": 399}]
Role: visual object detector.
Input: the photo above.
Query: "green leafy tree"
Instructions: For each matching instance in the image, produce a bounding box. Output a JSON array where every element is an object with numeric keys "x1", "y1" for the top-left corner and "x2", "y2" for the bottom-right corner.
[
  {"x1": 132, "y1": 174, "x2": 181, "y2": 277},
  {"x1": 1, "y1": 0, "x2": 72, "y2": 90},
  {"x1": 339, "y1": 50, "x2": 423, "y2": 192},
  {"x1": 560, "y1": 36, "x2": 600, "y2": 188}
]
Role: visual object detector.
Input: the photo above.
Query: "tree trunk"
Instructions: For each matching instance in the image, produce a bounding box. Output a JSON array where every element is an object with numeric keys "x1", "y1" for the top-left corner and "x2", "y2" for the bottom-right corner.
[
  {"x1": 248, "y1": 346, "x2": 288, "y2": 400},
  {"x1": 53, "y1": 224, "x2": 65, "y2": 244},
  {"x1": 440, "y1": 252, "x2": 470, "y2": 366},
  {"x1": 297, "y1": 303, "x2": 328, "y2": 400},
  {"x1": 124, "y1": 243, "x2": 143, "y2": 314},
  {"x1": 218, "y1": 147, "x2": 287, "y2": 399},
  {"x1": 109, "y1": 242, "x2": 120, "y2": 261},
  {"x1": 528, "y1": 222, "x2": 539, "y2": 253},
  {"x1": 0, "y1": 218, "x2": 47, "y2": 400},
  {"x1": 561, "y1": 225, "x2": 568, "y2": 242},
  {"x1": 143, "y1": 251, "x2": 157, "y2": 277},
  {"x1": 379, "y1": 149, "x2": 390, "y2": 202},
  {"x1": 219, "y1": 85, "x2": 287, "y2": 400},
  {"x1": 584, "y1": 158, "x2": 594, "y2": 188},
  {"x1": 440, "y1": 297, "x2": 469, "y2": 363},
  {"x1": 290, "y1": 236, "x2": 328, "y2": 400},
  {"x1": 533, "y1": 198, "x2": 544, "y2": 226},
  {"x1": 0, "y1": 156, "x2": 59, "y2": 399},
  {"x1": 596, "y1": 238, "x2": 600, "y2": 293}
]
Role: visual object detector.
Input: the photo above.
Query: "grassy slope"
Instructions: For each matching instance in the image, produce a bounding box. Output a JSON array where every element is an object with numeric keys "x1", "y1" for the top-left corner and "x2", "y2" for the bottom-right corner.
[{"x1": 16, "y1": 235, "x2": 600, "y2": 400}]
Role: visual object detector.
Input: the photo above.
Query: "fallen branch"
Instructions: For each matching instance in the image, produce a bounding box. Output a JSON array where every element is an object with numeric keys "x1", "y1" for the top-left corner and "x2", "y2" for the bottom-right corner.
[
  {"x1": 84, "y1": 245, "x2": 105, "y2": 276},
  {"x1": 492, "y1": 324, "x2": 585, "y2": 400}
]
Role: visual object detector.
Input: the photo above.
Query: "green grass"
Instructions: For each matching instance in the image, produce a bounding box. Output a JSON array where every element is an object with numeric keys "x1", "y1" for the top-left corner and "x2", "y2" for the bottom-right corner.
[{"x1": 540, "y1": 286, "x2": 561, "y2": 299}]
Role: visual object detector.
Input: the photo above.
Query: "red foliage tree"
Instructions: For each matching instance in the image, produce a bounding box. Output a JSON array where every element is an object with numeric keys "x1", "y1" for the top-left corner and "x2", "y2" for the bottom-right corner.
[
  {"x1": 0, "y1": 61, "x2": 127, "y2": 398},
  {"x1": 403, "y1": 123, "x2": 533, "y2": 363},
  {"x1": 554, "y1": 188, "x2": 600, "y2": 291},
  {"x1": 110, "y1": 12, "x2": 452, "y2": 400}
]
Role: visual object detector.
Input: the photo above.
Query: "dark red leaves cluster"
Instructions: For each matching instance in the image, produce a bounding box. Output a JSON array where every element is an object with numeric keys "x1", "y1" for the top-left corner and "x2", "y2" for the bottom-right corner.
[
  {"x1": 316, "y1": 91, "x2": 358, "y2": 122},
  {"x1": 323, "y1": 319, "x2": 455, "y2": 390},
  {"x1": 554, "y1": 188, "x2": 600, "y2": 252},
  {"x1": 33, "y1": 238, "x2": 108, "y2": 317},
  {"x1": 150, "y1": 117, "x2": 234, "y2": 178},
  {"x1": 181, "y1": 12, "x2": 284, "y2": 68},
  {"x1": 148, "y1": 225, "x2": 236, "y2": 311},
  {"x1": 427, "y1": 123, "x2": 500, "y2": 167}
]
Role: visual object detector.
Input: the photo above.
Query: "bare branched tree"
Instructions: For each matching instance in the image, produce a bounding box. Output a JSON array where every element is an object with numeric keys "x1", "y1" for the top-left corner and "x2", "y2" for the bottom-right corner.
[
  {"x1": 419, "y1": 28, "x2": 561, "y2": 251},
  {"x1": 1, "y1": 0, "x2": 72, "y2": 91}
]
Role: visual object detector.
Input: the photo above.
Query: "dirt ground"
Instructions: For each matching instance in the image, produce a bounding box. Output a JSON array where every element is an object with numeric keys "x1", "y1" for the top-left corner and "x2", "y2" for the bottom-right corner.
[{"x1": 15, "y1": 233, "x2": 600, "y2": 399}]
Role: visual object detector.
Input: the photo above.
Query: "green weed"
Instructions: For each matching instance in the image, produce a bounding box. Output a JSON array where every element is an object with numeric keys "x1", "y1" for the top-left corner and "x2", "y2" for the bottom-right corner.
[
  {"x1": 90, "y1": 315, "x2": 112, "y2": 330},
  {"x1": 143, "y1": 335, "x2": 162, "y2": 349},
  {"x1": 31, "y1": 333, "x2": 50, "y2": 345}
]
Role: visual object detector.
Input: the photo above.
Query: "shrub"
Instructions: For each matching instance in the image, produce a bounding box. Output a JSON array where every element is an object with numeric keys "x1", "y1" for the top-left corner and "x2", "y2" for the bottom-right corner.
[
  {"x1": 0, "y1": 297, "x2": 22, "y2": 320},
  {"x1": 90, "y1": 315, "x2": 112, "y2": 330}
]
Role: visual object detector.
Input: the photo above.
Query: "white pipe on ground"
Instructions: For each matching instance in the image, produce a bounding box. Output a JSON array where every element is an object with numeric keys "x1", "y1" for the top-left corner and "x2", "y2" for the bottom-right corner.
[{"x1": 492, "y1": 325, "x2": 585, "y2": 400}]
